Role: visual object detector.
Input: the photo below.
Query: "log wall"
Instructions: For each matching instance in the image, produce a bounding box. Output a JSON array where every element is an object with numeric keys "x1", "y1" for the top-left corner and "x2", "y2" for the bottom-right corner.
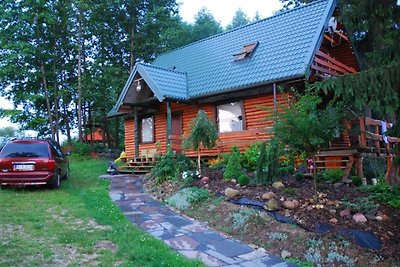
[{"x1": 124, "y1": 92, "x2": 287, "y2": 158}]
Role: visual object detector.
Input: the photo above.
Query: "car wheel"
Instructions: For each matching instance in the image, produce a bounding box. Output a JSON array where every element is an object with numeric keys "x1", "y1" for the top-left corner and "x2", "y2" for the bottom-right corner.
[
  {"x1": 62, "y1": 168, "x2": 70, "y2": 180},
  {"x1": 50, "y1": 174, "x2": 61, "y2": 189}
]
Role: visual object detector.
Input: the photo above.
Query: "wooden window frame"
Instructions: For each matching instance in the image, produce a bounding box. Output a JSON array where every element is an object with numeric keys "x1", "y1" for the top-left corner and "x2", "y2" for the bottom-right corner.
[
  {"x1": 139, "y1": 115, "x2": 155, "y2": 144},
  {"x1": 234, "y1": 42, "x2": 259, "y2": 61},
  {"x1": 215, "y1": 101, "x2": 246, "y2": 133}
]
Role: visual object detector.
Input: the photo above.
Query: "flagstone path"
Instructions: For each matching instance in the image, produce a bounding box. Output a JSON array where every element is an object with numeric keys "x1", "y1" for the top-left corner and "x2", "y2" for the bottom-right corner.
[{"x1": 105, "y1": 174, "x2": 298, "y2": 267}]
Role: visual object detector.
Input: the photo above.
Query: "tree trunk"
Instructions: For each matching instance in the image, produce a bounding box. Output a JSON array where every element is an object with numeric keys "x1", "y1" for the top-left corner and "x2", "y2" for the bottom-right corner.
[
  {"x1": 35, "y1": 20, "x2": 55, "y2": 140},
  {"x1": 77, "y1": 8, "x2": 83, "y2": 143},
  {"x1": 197, "y1": 147, "x2": 201, "y2": 175},
  {"x1": 63, "y1": 102, "x2": 72, "y2": 147},
  {"x1": 53, "y1": 57, "x2": 60, "y2": 143},
  {"x1": 104, "y1": 113, "x2": 111, "y2": 148},
  {"x1": 129, "y1": 8, "x2": 136, "y2": 71},
  {"x1": 40, "y1": 60, "x2": 55, "y2": 140}
]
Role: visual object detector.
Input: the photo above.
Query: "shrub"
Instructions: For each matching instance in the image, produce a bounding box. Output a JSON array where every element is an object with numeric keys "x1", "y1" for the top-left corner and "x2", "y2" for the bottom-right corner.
[
  {"x1": 240, "y1": 142, "x2": 262, "y2": 171},
  {"x1": 364, "y1": 182, "x2": 400, "y2": 208},
  {"x1": 295, "y1": 172, "x2": 304, "y2": 181},
  {"x1": 342, "y1": 196, "x2": 379, "y2": 214},
  {"x1": 151, "y1": 146, "x2": 177, "y2": 184},
  {"x1": 209, "y1": 154, "x2": 229, "y2": 170},
  {"x1": 255, "y1": 140, "x2": 280, "y2": 185},
  {"x1": 317, "y1": 169, "x2": 346, "y2": 183},
  {"x1": 166, "y1": 187, "x2": 210, "y2": 210},
  {"x1": 238, "y1": 173, "x2": 250, "y2": 186},
  {"x1": 363, "y1": 157, "x2": 387, "y2": 179},
  {"x1": 71, "y1": 140, "x2": 90, "y2": 156},
  {"x1": 223, "y1": 147, "x2": 243, "y2": 180},
  {"x1": 351, "y1": 176, "x2": 362, "y2": 187},
  {"x1": 176, "y1": 153, "x2": 195, "y2": 173},
  {"x1": 229, "y1": 208, "x2": 256, "y2": 230}
]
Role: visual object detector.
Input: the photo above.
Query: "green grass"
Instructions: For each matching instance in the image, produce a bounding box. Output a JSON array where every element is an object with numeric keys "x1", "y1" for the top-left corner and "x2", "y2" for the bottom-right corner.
[{"x1": 0, "y1": 158, "x2": 203, "y2": 267}]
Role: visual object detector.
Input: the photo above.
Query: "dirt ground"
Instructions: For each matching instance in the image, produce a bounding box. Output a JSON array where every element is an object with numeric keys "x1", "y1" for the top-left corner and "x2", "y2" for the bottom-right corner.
[{"x1": 144, "y1": 168, "x2": 400, "y2": 267}]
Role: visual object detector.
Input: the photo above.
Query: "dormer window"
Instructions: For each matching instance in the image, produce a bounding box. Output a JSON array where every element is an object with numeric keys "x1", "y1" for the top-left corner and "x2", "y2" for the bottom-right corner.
[{"x1": 234, "y1": 42, "x2": 259, "y2": 61}]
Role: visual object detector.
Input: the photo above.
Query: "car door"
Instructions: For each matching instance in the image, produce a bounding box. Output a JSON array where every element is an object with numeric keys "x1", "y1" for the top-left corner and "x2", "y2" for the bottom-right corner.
[{"x1": 49, "y1": 141, "x2": 68, "y2": 178}]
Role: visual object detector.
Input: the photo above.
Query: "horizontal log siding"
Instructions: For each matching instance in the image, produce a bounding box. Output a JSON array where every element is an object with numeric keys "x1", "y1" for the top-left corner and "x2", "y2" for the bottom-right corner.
[
  {"x1": 124, "y1": 119, "x2": 135, "y2": 158},
  {"x1": 123, "y1": 92, "x2": 287, "y2": 158}
]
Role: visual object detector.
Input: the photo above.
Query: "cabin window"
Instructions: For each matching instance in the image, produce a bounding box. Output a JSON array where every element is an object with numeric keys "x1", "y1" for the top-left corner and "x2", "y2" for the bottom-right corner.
[
  {"x1": 234, "y1": 42, "x2": 259, "y2": 61},
  {"x1": 217, "y1": 102, "x2": 244, "y2": 133},
  {"x1": 140, "y1": 116, "x2": 154, "y2": 143}
]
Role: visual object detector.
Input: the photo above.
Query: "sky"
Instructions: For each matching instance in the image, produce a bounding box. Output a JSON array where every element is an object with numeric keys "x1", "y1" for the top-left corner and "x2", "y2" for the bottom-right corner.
[
  {"x1": 0, "y1": 0, "x2": 283, "y2": 133},
  {"x1": 178, "y1": 0, "x2": 283, "y2": 26}
]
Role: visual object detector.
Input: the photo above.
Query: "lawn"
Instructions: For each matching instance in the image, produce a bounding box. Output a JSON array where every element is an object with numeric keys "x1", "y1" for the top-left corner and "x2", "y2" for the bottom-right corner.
[{"x1": 0, "y1": 157, "x2": 202, "y2": 267}]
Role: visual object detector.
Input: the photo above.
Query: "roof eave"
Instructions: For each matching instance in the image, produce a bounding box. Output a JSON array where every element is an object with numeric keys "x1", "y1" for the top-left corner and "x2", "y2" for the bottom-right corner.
[
  {"x1": 189, "y1": 74, "x2": 305, "y2": 100},
  {"x1": 304, "y1": 0, "x2": 337, "y2": 80}
]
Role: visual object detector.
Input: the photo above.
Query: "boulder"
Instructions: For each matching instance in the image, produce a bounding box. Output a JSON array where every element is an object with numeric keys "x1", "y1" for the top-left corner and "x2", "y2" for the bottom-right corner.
[
  {"x1": 224, "y1": 188, "x2": 240, "y2": 199},
  {"x1": 329, "y1": 209, "x2": 337, "y2": 214},
  {"x1": 329, "y1": 218, "x2": 338, "y2": 224},
  {"x1": 282, "y1": 199, "x2": 300, "y2": 210},
  {"x1": 353, "y1": 213, "x2": 367, "y2": 223},
  {"x1": 261, "y1": 192, "x2": 276, "y2": 200},
  {"x1": 281, "y1": 250, "x2": 291, "y2": 259},
  {"x1": 272, "y1": 181, "x2": 285, "y2": 190},
  {"x1": 377, "y1": 211, "x2": 389, "y2": 221},
  {"x1": 201, "y1": 176, "x2": 209, "y2": 184},
  {"x1": 340, "y1": 208, "x2": 351, "y2": 218},
  {"x1": 264, "y1": 198, "x2": 282, "y2": 211}
]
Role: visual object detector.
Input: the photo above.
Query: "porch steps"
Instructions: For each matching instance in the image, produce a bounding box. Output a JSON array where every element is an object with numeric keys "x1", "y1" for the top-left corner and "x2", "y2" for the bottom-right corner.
[
  {"x1": 117, "y1": 157, "x2": 156, "y2": 175},
  {"x1": 314, "y1": 150, "x2": 357, "y2": 179}
]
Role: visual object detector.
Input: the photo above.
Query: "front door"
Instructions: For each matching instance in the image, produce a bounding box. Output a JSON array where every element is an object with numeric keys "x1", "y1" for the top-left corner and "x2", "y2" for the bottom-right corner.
[{"x1": 171, "y1": 114, "x2": 182, "y2": 153}]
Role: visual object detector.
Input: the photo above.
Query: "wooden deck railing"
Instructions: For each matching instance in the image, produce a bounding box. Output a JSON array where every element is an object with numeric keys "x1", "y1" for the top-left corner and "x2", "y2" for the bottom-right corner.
[{"x1": 358, "y1": 117, "x2": 399, "y2": 154}]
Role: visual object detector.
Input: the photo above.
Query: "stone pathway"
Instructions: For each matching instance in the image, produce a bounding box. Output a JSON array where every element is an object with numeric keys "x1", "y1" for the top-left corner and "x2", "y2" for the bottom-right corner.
[{"x1": 106, "y1": 174, "x2": 298, "y2": 267}]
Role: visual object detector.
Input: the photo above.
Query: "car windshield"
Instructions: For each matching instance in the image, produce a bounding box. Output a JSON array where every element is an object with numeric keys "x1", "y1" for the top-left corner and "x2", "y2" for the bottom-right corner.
[{"x1": 0, "y1": 143, "x2": 49, "y2": 158}]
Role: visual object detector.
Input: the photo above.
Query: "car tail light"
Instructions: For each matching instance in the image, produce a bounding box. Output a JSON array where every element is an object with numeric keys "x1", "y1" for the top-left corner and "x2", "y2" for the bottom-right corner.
[{"x1": 48, "y1": 160, "x2": 56, "y2": 171}]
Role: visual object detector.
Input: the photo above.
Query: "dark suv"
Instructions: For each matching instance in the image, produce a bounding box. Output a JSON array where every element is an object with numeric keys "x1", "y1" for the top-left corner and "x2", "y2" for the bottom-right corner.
[{"x1": 0, "y1": 139, "x2": 69, "y2": 189}]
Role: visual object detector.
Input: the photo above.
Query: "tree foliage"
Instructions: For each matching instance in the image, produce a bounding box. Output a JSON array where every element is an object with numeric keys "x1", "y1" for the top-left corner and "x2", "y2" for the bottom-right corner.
[
  {"x1": 226, "y1": 9, "x2": 251, "y2": 30},
  {"x1": 183, "y1": 110, "x2": 218, "y2": 173}
]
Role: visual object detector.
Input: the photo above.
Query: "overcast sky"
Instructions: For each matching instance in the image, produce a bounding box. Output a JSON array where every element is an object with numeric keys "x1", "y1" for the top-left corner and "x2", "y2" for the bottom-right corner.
[
  {"x1": 179, "y1": 0, "x2": 283, "y2": 26},
  {"x1": 0, "y1": 1, "x2": 283, "y2": 130}
]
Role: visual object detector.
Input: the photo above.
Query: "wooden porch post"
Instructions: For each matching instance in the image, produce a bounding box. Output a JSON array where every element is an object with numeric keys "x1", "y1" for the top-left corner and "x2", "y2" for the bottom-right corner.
[
  {"x1": 273, "y1": 83, "x2": 277, "y2": 117},
  {"x1": 134, "y1": 107, "x2": 139, "y2": 158},
  {"x1": 166, "y1": 102, "x2": 172, "y2": 145},
  {"x1": 359, "y1": 117, "x2": 367, "y2": 148}
]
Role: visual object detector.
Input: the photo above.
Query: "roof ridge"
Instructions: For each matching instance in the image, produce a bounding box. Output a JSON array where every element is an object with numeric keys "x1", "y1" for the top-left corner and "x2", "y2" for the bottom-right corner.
[
  {"x1": 153, "y1": 0, "x2": 328, "y2": 60},
  {"x1": 139, "y1": 63, "x2": 187, "y2": 75}
]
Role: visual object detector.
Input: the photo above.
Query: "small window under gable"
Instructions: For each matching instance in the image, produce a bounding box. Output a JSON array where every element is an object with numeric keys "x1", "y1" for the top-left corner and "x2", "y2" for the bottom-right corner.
[{"x1": 234, "y1": 42, "x2": 259, "y2": 61}]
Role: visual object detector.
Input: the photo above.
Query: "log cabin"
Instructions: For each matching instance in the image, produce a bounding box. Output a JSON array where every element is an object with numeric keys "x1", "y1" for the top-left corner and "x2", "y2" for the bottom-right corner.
[{"x1": 109, "y1": 0, "x2": 398, "y2": 177}]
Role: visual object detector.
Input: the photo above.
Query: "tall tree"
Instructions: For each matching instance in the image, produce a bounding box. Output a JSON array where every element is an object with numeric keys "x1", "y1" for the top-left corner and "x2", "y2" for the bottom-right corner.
[
  {"x1": 191, "y1": 8, "x2": 223, "y2": 42},
  {"x1": 226, "y1": 9, "x2": 251, "y2": 30}
]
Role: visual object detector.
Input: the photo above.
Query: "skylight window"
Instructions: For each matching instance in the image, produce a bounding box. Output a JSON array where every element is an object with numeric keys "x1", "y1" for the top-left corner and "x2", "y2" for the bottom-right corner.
[{"x1": 234, "y1": 42, "x2": 259, "y2": 61}]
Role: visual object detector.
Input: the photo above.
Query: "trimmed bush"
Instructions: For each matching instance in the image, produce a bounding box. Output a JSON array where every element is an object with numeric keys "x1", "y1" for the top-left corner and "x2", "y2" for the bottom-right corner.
[{"x1": 223, "y1": 147, "x2": 243, "y2": 180}]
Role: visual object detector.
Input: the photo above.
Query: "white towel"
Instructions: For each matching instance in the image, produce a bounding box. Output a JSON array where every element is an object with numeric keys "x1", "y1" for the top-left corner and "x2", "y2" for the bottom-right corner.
[{"x1": 381, "y1": 121, "x2": 388, "y2": 144}]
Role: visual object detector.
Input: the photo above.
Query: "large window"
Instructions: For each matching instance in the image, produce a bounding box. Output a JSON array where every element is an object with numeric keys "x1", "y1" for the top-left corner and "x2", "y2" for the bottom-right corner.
[
  {"x1": 141, "y1": 117, "x2": 154, "y2": 143},
  {"x1": 217, "y1": 102, "x2": 244, "y2": 133}
]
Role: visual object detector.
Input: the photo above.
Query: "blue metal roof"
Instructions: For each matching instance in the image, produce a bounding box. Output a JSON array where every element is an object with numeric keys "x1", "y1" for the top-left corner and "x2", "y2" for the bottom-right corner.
[
  {"x1": 140, "y1": 64, "x2": 188, "y2": 100},
  {"x1": 109, "y1": 0, "x2": 335, "y2": 116}
]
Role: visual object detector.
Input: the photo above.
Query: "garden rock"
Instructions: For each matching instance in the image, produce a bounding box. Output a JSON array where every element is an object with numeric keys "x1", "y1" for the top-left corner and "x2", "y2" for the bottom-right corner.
[
  {"x1": 353, "y1": 213, "x2": 367, "y2": 223},
  {"x1": 201, "y1": 176, "x2": 209, "y2": 184},
  {"x1": 281, "y1": 250, "x2": 291, "y2": 259},
  {"x1": 340, "y1": 208, "x2": 351, "y2": 218},
  {"x1": 261, "y1": 192, "x2": 276, "y2": 200},
  {"x1": 225, "y1": 188, "x2": 240, "y2": 199},
  {"x1": 329, "y1": 218, "x2": 338, "y2": 224},
  {"x1": 282, "y1": 199, "x2": 299, "y2": 210},
  {"x1": 263, "y1": 198, "x2": 282, "y2": 211},
  {"x1": 272, "y1": 181, "x2": 285, "y2": 190},
  {"x1": 377, "y1": 211, "x2": 388, "y2": 221}
]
